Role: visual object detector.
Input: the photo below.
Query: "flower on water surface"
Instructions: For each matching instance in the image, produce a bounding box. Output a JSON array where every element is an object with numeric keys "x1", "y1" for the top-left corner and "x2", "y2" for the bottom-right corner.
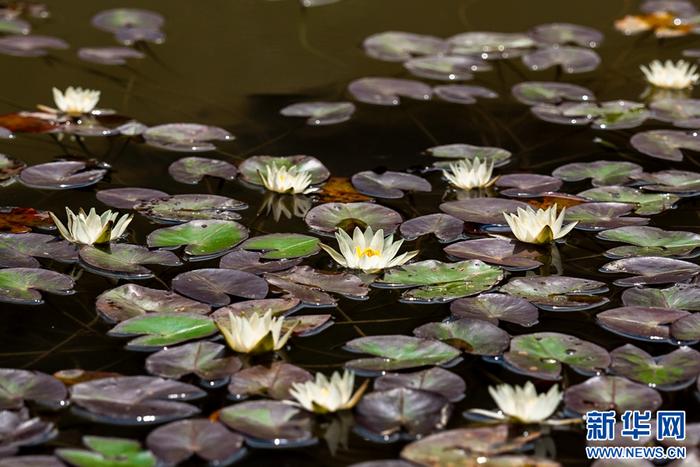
[
  {"x1": 470, "y1": 382, "x2": 562, "y2": 424},
  {"x1": 50, "y1": 208, "x2": 132, "y2": 245},
  {"x1": 503, "y1": 205, "x2": 577, "y2": 245},
  {"x1": 641, "y1": 60, "x2": 699, "y2": 89},
  {"x1": 289, "y1": 370, "x2": 366, "y2": 414},
  {"x1": 216, "y1": 310, "x2": 295, "y2": 354},
  {"x1": 443, "y1": 157, "x2": 496, "y2": 190},
  {"x1": 52, "y1": 86, "x2": 101, "y2": 116},
  {"x1": 259, "y1": 164, "x2": 317, "y2": 194},
  {"x1": 320, "y1": 226, "x2": 418, "y2": 272}
]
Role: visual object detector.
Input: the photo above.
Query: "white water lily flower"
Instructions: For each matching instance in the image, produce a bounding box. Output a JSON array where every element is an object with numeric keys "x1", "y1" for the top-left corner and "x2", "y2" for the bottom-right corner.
[
  {"x1": 443, "y1": 157, "x2": 496, "y2": 190},
  {"x1": 49, "y1": 208, "x2": 132, "y2": 245},
  {"x1": 217, "y1": 310, "x2": 295, "y2": 354},
  {"x1": 640, "y1": 60, "x2": 700, "y2": 89},
  {"x1": 503, "y1": 205, "x2": 577, "y2": 245},
  {"x1": 259, "y1": 164, "x2": 316, "y2": 194},
  {"x1": 320, "y1": 226, "x2": 418, "y2": 272},
  {"x1": 289, "y1": 370, "x2": 366, "y2": 414},
  {"x1": 489, "y1": 382, "x2": 562, "y2": 423},
  {"x1": 52, "y1": 86, "x2": 101, "y2": 116}
]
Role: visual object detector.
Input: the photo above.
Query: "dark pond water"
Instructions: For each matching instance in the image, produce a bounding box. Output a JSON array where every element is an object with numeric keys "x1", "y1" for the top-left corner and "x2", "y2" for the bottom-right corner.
[{"x1": 1, "y1": 0, "x2": 699, "y2": 466}]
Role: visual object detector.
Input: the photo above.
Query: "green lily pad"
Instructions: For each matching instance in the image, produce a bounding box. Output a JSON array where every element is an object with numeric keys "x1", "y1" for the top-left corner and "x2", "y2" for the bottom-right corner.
[
  {"x1": 135, "y1": 194, "x2": 247, "y2": 223},
  {"x1": 56, "y1": 436, "x2": 157, "y2": 467},
  {"x1": 145, "y1": 341, "x2": 241, "y2": 381},
  {"x1": 503, "y1": 332, "x2": 611, "y2": 380},
  {"x1": 0, "y1": 268, "x2": 74, "y2": 305},
  {"x1": 597, "y1": 226, "x2": 700, "y2": 258},
  {"x1": 95, "y1": 284, "x2": 210, "y2": 323},
  {"x1": 426, "y1": 143, "x2": 512, "y2": 168},
  {"x1": 610, "y1": 344, "x2": 700, "y2": 390},
  {"x1": 147, "y1": 220, "x2": 248, "y2": 259},
  {"x1": 552, "y1": 160, "x2": 643, "y2": 186},
  {"x1": 413, "y1": 318, "x2": 509, "y2": 355},
  {"x1": 344, "y1": 335, "x2": 461, "y2": 374},
  {"x1": 622, "y1": 284, "x2": 700, "y2": 310},
  {"x1": 240, "y1": 233, "x2": 320, "y2": 259},
  {"x1": 305, "y1": 202, "x2": 402, "y2": 234},
  {"x1": 578, "y1": 186, "x2": 679, "y2": 215},
  {"x1": 168, "y1": 156, "x2": 238, "y2": 184},
  {"x1": 108, "y1": 312, "x2": 218, "y2": 351},
  {"x1": 500, "y1": 275, "x2": 608, "y2": 311},
  {"x1": 79, "y1": 244, "x2": 182, "y2": 280}
]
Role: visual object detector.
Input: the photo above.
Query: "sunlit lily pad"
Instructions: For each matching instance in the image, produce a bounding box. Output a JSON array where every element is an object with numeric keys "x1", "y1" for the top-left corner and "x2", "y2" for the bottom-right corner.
[
  {"x1": 374, "y1": 367, "x2": 466, "y2": 403},
  {"x1": 57, "y1": 436, "x2": 156, "y2": 467},
  {"x1": 400, "y1": 214, "x2": 463, "y2": 242},
  {"x1": 444, "y1": 238, "x2": 542, "y2": 270},
  {"x1": 227, "y1": 362, "x2": 311, "y2": 400},
  {"x1": 503, "y1": 332, "x2": 610, "y2": 380},
  {"x1": 562, "y1": 100, "x2": 649, "y2": 129},
  {"x1": 0, "y1": 233, "x2": 76, "y2": 268},
  {"x1": 600, "y1": 256, "x2": 700, "y2": 286},
  {"x1": 348, "y1": 78, "x2": 432, "y2": 106},
  {"x1": 146, "y1": 419, "x2": 244, "y2": 465},
  {"x1": 432, "y1": 84, "x2": 498, "y2": 105},
  {"x1": 144, "y1": 124, "x2": 234, "y2": 152},
  {"x1": 448, "y1": 32, "x2": 535, "y2": 58},
  {"x1": 305, "y1": 202, "x2": 402, "y2": 234},
  {"x1": 0, "y1": 408, "x2": 56, "y2": 458},
  {"x1": 96, "y1": 188, "x2": 168, "y2": 209},
  {"x1": 280, "y1": 101, "x2": 355, "y2": 125},
  {"x1": 344, "y1": 335, "x2": 461, "y2": 374},
  {"x1": 70, "y1": 376, "x2": 204, "y2": 425},
  {"x1": 565, "y1": 202, "x2": 649, "y2": 231},
  {"x1": 500, "y1": 276, "x2": 608, "y2": 311},
  {"x1": 145, "y1": 341, "x2": 241, "y2": 381},
  {"x1": 0, "y1": 268, "x2": 74, "y2": 305},
  {"x1": 622, "y1": 284, "x2": 700, "y2": 310},
  {"x1": 426, "y1": 143, "x2": 512, "y2": 168},
  {"x1": 630, "y1": 130, "x2": 700, "y2": 161},
  {"x1": 0, "y1": 35, "x2": 68, "y2": 57},
  {"x1": 219, "y1": 250, "x2": 301, "y2": 274},
  {"x1": 0, "y1": 154, "x2": 24, "y2": 185},
  {"x1": 512, "y1": 81, "x2": 595, "y2": 106},
  {"x1": 578, "y1": 186, "x2": 678, "y2": 215},
  {"x1": 404, "y1": 55, "x2": 490, "y2": 81},
  {"x1": 239, "y1": 155, "x2": 329, "y2": 187},
  {"x1": 147, "y1": 220, "x2": 248, "y2": 259},
  {"x1": 529, "y1": 23, "x2": 604, "y2": 47},
  {"x1": 523, "y1": 46, "x2": 601, "y2": 73},
  {"x1": 0, "y1": 369, "x2": 67, "y2": 410},
  {"x1": 450, "y1": 293, "x2": 539, "y2": 327},
  {"x1": 610, "y1": 344, "x2": 700, "y2": 390},
  {"x1": 564, "y1": 376, "x2": 662, "y2": 415},
  {"x1": 632, "y1": 170, "x2": 700, "y2": 195},
  {"x1": 413, "y1": 318, "x2": 509, "y2": 355},
  {"x1": 650, "y1": 98, "x2": 700, "y2": 128},
  {"x1": 19, "y1": 161, "x2": 107, "y2": 190},
  {"x1": 0, "y1": 207, "x2": 55, "y2": 234},
  {"x1": 597, "y1": 226, "x2": 700, "y2": 258},
  {"x1": 96, "y1": 284, "x2": 210, "y2": 323},
  {"x1": 266, "y1": 266, "x2": 369, "y2": 305},
  {"x1": 108, "y1": 312, "x2": 218, "y2": 351},
  {"x1": 77, "y1": 46, "x2": 145, "y2": 65},
  {"x1": 172, "y1": 269, "x2": 268, "y2": 306},
  {"x1": 496, "y1": 173, "x2": 563, "y2": 196},
  {"x1": 351, "y1": 171, "x2": 431, "y2": 199},
  {"x1": 362, "y1": 31, "x2": 447, "y2": 62},
  {"x1": 596, "y1": 306, "x2": 694, "y2": 342},
  {"x1": 135, "y1": 194, "x2": 247, "y2": 223},
  {"x1": 219, "y1": 400, "x2": 316, "y2": 448},
  {"x1": 355, "y1": 388, "x2": 451, "y2": 441},
  {"x1": 240, "y1": 233, "x2": 319, "y2": 260},
  {"x1": 92, "y1": 8, "x2": 164, "y2": 32},
  {"x1": 79, "y1": 244, "x2": 182, "y2": 280},
  {"x1": 553, "y1": 161, "x2": 643, "y2": 187},
  {"x1": 440, "y1": 198, "x2": 529, "y2": 225},
  {"x1": 168, "y1": 157, "x2": 238, "y2": 184}
]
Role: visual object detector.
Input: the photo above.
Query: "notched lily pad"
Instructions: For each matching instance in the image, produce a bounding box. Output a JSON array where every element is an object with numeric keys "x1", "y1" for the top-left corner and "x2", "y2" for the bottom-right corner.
[
  {"x1": 108, "y1": 312, "x2": 218, "y2": 351},
  {"x1": 96, "y1": 188, "x2": 168, "y2": 209},
  {"x1": 632, "y1": 170, "x2": 700, "y2": 195},
  {"x1": 500, "y1": 275, "x2": 608, "y2": 311},
  {"x1": 145, "y1": 341, "x2": 241, "y2": 382},
  {"x1": 135, "y1": 194, "x2": 247, "y2": 223},
  {"x1": 600, "y1": 256, "x2": 700, "y2": 286},
  {"x1": 444, "y1": 238, "x2": 543, "y2": 270},
  {"x1": 450, "y1": 293, "x2": 539, "y2": 327},
  {"x1": 578, "y1": 186, "x2": 678, "y2": 215},
  {"x1": 564, "y1": 375, "x2": 662, "y2": 414},
  {"x1": 144, "y1": 124, "x2": 233, "y2": 152},
  {"x1": 79, "y1": 244, "x2": 182, "y2": 280},
  {"x1": 240, "y1": 233, "x2": 319, "y2": 260},
  {"x1": 630, "y1": 129, "x2": 700, "y2": 162},
  {"x1": 219, "y1": 250, "x2": 301, "y2": 275},
  {"x1": 553, "y1": 161, "x2": 643, "y2": 187},
  {"x1": 426, "y1": 143, "x2": 511, "y2": 168},
  {"x1": 433, "y1": 85, "x2": 498, "y2": 105},
  {"x1": 227, "y1": 362, "x2": 312, "y2": 400},
  {"x1": 362, "y1": 31, "x2": 447, "y2": 62},
  {"x1": 96, "y1": 284, "x2": 210, "y2": 323},
  {"x1": 147, "y1": 220, "x2": 248, "y2": 259},
  {"x1": 0, "y1": 268, "x2": 74, "y2": 305},
  {"x1": 496, "y1": 173, "x2": 562, "y2": 196},
  {"x1": 374, "y1": 367, "x2": 466, "y2": 403},
  {"x1": 448, "y1": 32, "x2": 535, "y2": 58},
  {"x1": 523, "y1": 46, "x2": 601, "y2": 73},
  {"x1": 548, "y1": 101, "x2": 649, "y2": 130},
  {"x1": 597, "y1": 226, "x2": 700, "y2": 259},
  {"x1": 512, "y1": 81, "x2": 595, "y2": 106},
  {"x1": 400, "y1": 214, "x2": 463, "y2": 243},
  {"x1": 622, "y1": 284, "x2": 700, "y2": 310},
  {"x1": 404, "y1": 55, "x2": 489, "y2": 81},
  {"x1": 0, "y1": 233, "x2": 76, "y2": 268},
  {"x1": 610, "y1": 344, "x2": 700, "y2": 389},
  {"x1": 440, "y1": 198, "x2": 529, "y2": 225},
  {"x1": 351, "y1": 171, "x2": 431, "y2": 199},
  {"x1": 172, "y1": 268, "x2": 268, "y2": 307},
  {"x1": 168, "y1": 157, "x2": 238, "y2": 184},
  {"x1": 413, "y1": 318, "x2": 509, "y2": 355},
  {"x1": 650, "y1": 98, "x2": 700, "y2": 128},
  {"x1": 19, "y1": 161, "x2": 107, "y2": 190},
  {"x1": 348, "y1": 77, "x2": 432, "y2": 106},
  {"x1": 564, "y1": 202, "x2": 649, "y2": 231},
  {"x1": 0, "y1": 369, "x2": 67, "y2": 410},
  {"x1": 596, "y1": 306, "x2": 694, "y2": 343},
  {"x1": 280, "y1": 101, "x2": 355, "y2": 125},
  {"x1": 305, "y1": 202, "x2": 402, "y2": 234},
  {"x1": 529, "y1": 22, "x2": 603, "y2": 47},
  {"x1": 266, "y1": 266, "x2": 369, "y2": 306}
]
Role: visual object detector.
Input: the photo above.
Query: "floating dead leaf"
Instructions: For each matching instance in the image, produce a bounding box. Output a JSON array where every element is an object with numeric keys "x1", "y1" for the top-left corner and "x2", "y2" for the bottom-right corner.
[
  {"x1": 0, "y1": 113, "x2": 58, "y2": 133},
  {"x1": 0, "y1": 207, "x2": 54, "y2": 233},
  {"x1": 317, "y1": 177, "x2": 371, "y2": 203}
]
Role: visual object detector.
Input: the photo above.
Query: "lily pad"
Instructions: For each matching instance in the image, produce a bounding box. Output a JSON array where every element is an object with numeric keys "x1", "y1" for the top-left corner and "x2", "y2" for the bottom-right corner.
[
  {"x1": 444, "y1": 238, "x2": 543, "y2": 270},
  {"x1": 560, "y1": 101, "x2": 649, "y2": 130},
  {"x1": 600, "y1": 256, "x2": 700, "y2": 286},
  {"x1": 168, "y1": 157, "x2": 238, "y2": 184},
  {"x1": 280, "y1": 102, "x2": 355, "y2": 125},
  {"x1": 147, "y1": 220, "x2": 248, "y2": 259},
  {"x1": 305, "y1": 202, "x2": 402, "y2": 234},
  {"x1": 503, "y1": 332, "x2": 611, "y2": 380},
  {"x1": 79, "y1": 244, "x2": 182, "y2": 280},
  {"x1": 172, "y1": 269, "x2": 268, "y2": 306},
  {"x1": 363, "y1": 31, "x2": 447, "y2": 62},
  {"x1": 596, "y1": 306, "x2": 693, "y2": 342},
  {"x1": 239, "y1": 155, "x2": 329, "y2": 187},
  {"x1": 219, "y1": 400, "x2": 316, "y2": 448},
  {"x1": 564, "y1": 202, "x2": 649, "y2": 231},
  {"x1": 448, "y1": 32, "x2": 535, "y2": 58},
  {"x1": 522, "y1": 46, "x2": 601, "y2": 73},
  {"x1": 413, "y1": 318, "x2": 509, "y2": 355},
  {"x1": 632, "y1": 170, "x2": 700, "y2": 195},
  {"x1": 19, "y1": 161, "x2": 107, "y2": 190},
  {"x1": 439, "y1": 198, "x2": 530, "y2": 225},
  {"x1": 144, "y1": 124, "x2": 234, "y2": 152},
  {"x1": 135, "y1": 194, "x2": 247, "y2": 223},
  {"x1": 227, "y1": 362, "x2": 312, "y2": 400},
  {"x1": 56, "y1": 436, "x2": 156, "y2": 467},
  {"x1": 146, "y1": 419, "x2": 245, "y2": 465},
  {"x1": 0, "y1": 233, "x2": 76, "y2": 268},
  {"x1": 374, "y1": 368, "x2": 466, "y2": 403},
  {"x1": 348, "y1": 77, "x2": 432, "y2": 106},
  {"x1": 70, "y1": 376, "x2": 204, "y2": 425},
  {"x1": 0, "y1": 409, "x2": 56, "y2": 458},
  {"x1": 0, "y1": 18, "x2": 30, "y2": 35},
  {"x1": 610, "y1": 344, "x2": 700, "y2": 389},
  {"x1": 77, "y1": 46, "x2": 145, "y2": 65},
  {"x1": 404, "y1": 55, "x2": 490, "y2": 81},
  {"x1": 671, "y1": 313, "x2": 700, "y2": 342},
  {"x1": 553, "y1": 161, "x2": 643, "y2": 187},
  {"x1": 578, "y1": 186, "x2": 679, "y2": 215},
  {"x1": 355, "y1": 388, "x2": 451, "y2": 441},
  {"x1": 500, "y1": 275, "x2": 609, "y2": 311},
  {"x1": 96, "y1": 188, "x2": 168, "y2": 209},
  {"x1": 450, "y1": 293, "x2": 539, "y2": 327},
  {"x1": 266, "y1": 266, "x2": 369, "y2": 305},
  {"x1": 597, "y1": 226, "x2": 700, "y2": 258},
  {"x1": 145, "y1": 341, "x2": 241, "y2": 381},
  {"x1": 496, "y1": 173, "x2": 563, "y2": 196},
  {"x1": 426, "y1": 143, "x2": 512, "y2": 168},
  {"x1": 96, "y1": 284, "x2": 210, "y2": 323},
  {"x1": 344, "y1": 335, "x2": 461, "y2": 374},
  {"x1": 622, "y1": 284, "x2": 700, "y2": 310},
  {"x1": 512, "y1": 81, "x2": 595, "y2": 106},
  {"x1": 650, "y1": 98, "x2": 700, "y2": 128},
  {"x1": 433, "y1": 85, "x2": 498, "y2": 105},
  {"x1": 0, "y1": 154, "x2": 24, "y2": 185},
  {"x1": 564, "y1": 376, "x2": 662, "y2": 414},
  {"x1": 219, "y1": 250, "x2": 301, "y2": 274},
  {"x1": 529, "y1": 23, "x2": 604, "y2": 47},
  {"x1": 351, "y1": 171, "x2": 431, "y2": 199},
  {"x1": 0, "y1": 35, "x2": 68, "y2": 57},
  {"x1": 400, "y1": 214, "x2": 463, "y2": 242},
  {"x1": 0, "y1": 369, "x2": 67, "y2": 410},
  {"x1": 92, "y1": 8, "x2": 164, "y2": 33},
  {"x1": 0, "y1": 268, "x2": 74, "y2": 305},
  {"x1": 630, "y1": 130, "x2": 700, "y2": 162},
  {"x1": 108, "y1": 312, "x2": 218, "y2": 350},
  {"x1": 240, "y1": 233, "x2": 319, "y2": 260}
]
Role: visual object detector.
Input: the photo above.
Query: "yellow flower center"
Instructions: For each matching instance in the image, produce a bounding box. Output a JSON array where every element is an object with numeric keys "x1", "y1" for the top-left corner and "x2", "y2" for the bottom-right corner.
[{"x1": 355, "y1": 247, "x2": 380, "y2": 258}]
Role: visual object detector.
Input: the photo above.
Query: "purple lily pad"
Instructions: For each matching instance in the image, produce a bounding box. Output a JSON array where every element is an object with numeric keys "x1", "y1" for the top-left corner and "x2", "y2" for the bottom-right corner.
[
  {"x1": 523, "y1": 46, "x2": 601, "y2": 73},
  {"x1": 496, "y1": 173, "x2": 563, "y2": 196},
  {"x1": 596, "y1": 306, "x2": 692, "y2": 342},
  {"x1": 227, "y1": 362, "x2": 312, "y2": 400},
  {"x1": 115, "y1": 27, "x2": 165, "y2": 46},
  {"x1": 400, "y1": 213, "x2": 463, "y2": 242},
  {"x1": 500, "y1": 275, "x2": 609, "y2": 311},
  {"x1": 426, "y1": 143, "x2": 512, "y2": 168},
  {"x1": 280, "y1": 101, "x2": 355, "y2": 126},
  {"x1": 78, "y1": 244, "x2": 182, "y2": 280},
  {"x1": 351, "y1": 171, "x2": 431, "y2": 199},
  {"x1": 144, "y1": 124, "x2": 234, "y2": 152},
  {"x1": 348, "y1": 77, "x2": 432, "y2": 106},
  {"x1": 564, "y1": 202, "x2": 649, "y2": 231},
  {"x1": 91, "y1": 8, "x2": 164, "y2": 33},
  {"x1": 531, "y1": 102, "x2": 593, "y2": 125},
  {"x1": 447, "y1": 32, "x2": 535, "y2": 58},
  {"x1": 135, "y1": 194, "x2": 247, "y2": 223},
  {"x1": 553, "y1": 161, "x2": 643, "y2": 187},
  {"x1": 529, "y1": 23, "x2": 604, "y2": 47},
  {"x1": 671, "y1": 313, "x2": 700, "y2": 341},
  {"x1": 362, "y1": 31, "x2": 447, "y2": 62},
  {"x1": 0, "y1": 456, "x2": 63, "y2": 467},
  {"x1": 0, "y1": 268, "x2": 74, "y2": 305},
  {"x1": 305, "y1": 202, "x2": 402, "y2": 234},
  {"x1": 600, "y1": 256, "x2": 700, "y2": 286},
  {"x1": 265, "y1": 265, "x2": 369, "y2": 306},
  {"x1": 610, "y1": 344, "x2": 700, "y2": 389},
  {"x1": 439, "y1": 198, "x2": 530, "y2": 225},
  {"x1": 563, "y1": 100, "x2": 650, "y2": 130},
  {"x1": 146, "y1": 419, "x2": 244, "y2": 465},
  {"x1": 70, "y1": 376, "x2": 205, "y2": 425},
  {"x1": 578, "y1": 186, "x2": 679, "y2": 215},
  {"x1": 512, "y1": 81, "x2": 595, "y2": 106},
  {"x1": 0, "y1": 369, "x2": 67, "y2": 410},
  {"x1": 239, "y1": 155, "x2": 329, "y2": 187},
  {"x1": 404, "y1": 55, "x2": 490, "y2": 81},
  {"x1": 650, "y1": 98, "x2": 700, "y2": 128},
  {"x1": 597, "y1": 226, "x2": 700, "y2": 259},
  {"x1": 168, "y1": 157, "x2": 238, "y2": 184},
  {"x1": 444, "y1": 238, "x2": 542, "y2": 270},
  {"x1": 0, "y1": 408, "x2": 56, "y2": 457},
  {"x1": 374, "y1": 367, "x2": 466, "y2": 403},
  {"x1": 0, "y1": 35, "x2": 68, "y2": 57},
  {"x1": 450, "y1": 293, "x2": 539, "y2": 327},
  {"x1": 0, "y1": 233, "x2": 77, "y2": 268},
  {"x1": 433, "y1": 85, "x2": 498, "y2": 104},
  {"x1": 632, "y1": 170, "x2": 700, "y2": 195},
  {"x1": 622, "y1": 284, "x2": 700, "y2": 310},
  {"x1": 220, "y1": 250, "x2": 301, "y2": 274},
  {"x1": 172, "y1": 268, "x2": 268, "y2": 307},
  {"x1": 413, "y1": 318, "x2": 510, "y2": 356},
  {"x1": 96, "y1": 187, "x2": 168, "y2": 209},
  {"x1": 564, "y1": 376, "x2": 662, "y2": 414},
  {"x1": 77, "y1": 47, "x2": 145, "y2": 65},
  {"x1": 19, "y1": 161, "x2": 107, "y2": 190},
  {"x1": 145, "y1": 341, "x2": 242, "y2": 381},
  {"x1": 630, "y1": 130, "x2": 700, "y2": 162}
]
